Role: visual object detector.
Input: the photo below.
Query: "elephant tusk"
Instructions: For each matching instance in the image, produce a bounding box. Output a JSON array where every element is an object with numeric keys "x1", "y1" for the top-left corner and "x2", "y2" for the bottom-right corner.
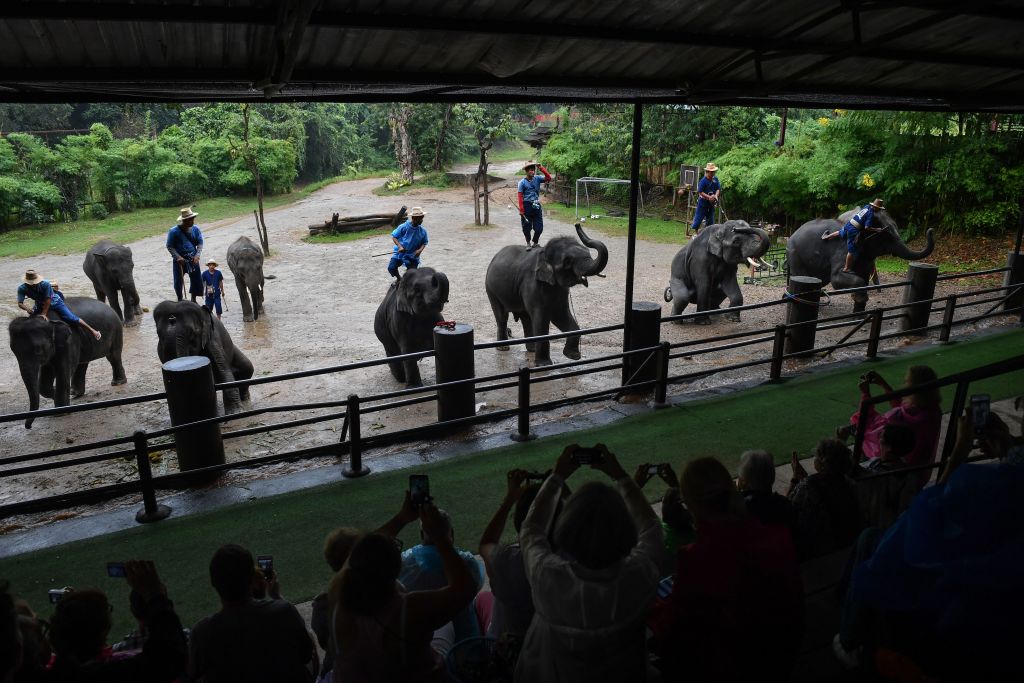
[{"x1": 747, "y1": 257, "x2": 759, "y2": 267}]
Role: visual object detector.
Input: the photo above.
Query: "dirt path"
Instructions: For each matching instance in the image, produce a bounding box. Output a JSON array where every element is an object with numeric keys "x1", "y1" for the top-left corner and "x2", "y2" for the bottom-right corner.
[{"x1": 0, "y1": 172, "x2": 1015, "y2": 516}]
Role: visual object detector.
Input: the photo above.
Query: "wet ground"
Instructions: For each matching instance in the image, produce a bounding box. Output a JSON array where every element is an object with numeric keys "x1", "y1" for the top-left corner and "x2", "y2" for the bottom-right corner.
[{"x1": 0, "y1": 167, "x2": 1016, "y2": 528}]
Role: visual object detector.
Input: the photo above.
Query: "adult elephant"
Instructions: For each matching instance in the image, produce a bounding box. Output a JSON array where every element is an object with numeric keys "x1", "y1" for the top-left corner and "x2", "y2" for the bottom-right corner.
[
  {"x1": 226, "y1": 236, "x2": 265, "y2": 322},
  {"x1": 374, "y1": 267, "x2": 449, "y2": 387},
  {"x1": 665, "y1": 220, "x2": 771, "y2": 323},
  {"x1": 486, "y1": 223, "x2": 608, "y2": 366},
  {"x1": 83, "y1": 239, "x2": 142, "y2": 326},
  {"x1": 9, "y1": 298, "x2": 126, "y2": 428},
  {"x1": 153, "y1": 300, "x2": 254, "y2": 414},
  {"x1": 787, "y1": 208, "x2": 935, "y2": 311}
]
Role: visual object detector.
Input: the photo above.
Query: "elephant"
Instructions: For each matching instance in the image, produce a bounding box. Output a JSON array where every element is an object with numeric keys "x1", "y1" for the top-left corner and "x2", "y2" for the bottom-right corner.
[
  {"x1": 485, "y1": 223, "x2": 609, "y2": 366},
  {"x1": 665, "y1": 220, "x2": 771, "y2": 323},
  {"x1": 83, "y1": 239, "x2": 143, "y2": 326},
  {"x1": 9, "y1": 297, "x2": 126, "y2": 428},
  {"x1": 374, "y1": 267, "x2": 450, "y2": 387},
  {"x1": 226, "y1": 236, "x2": 265, "y2": 322},
  {"x1": 787, "y1": 208, "x2": 935, "y2": 311},
  {"x1": 153, "y1": 300, "x2": 254, "y2": 414}
]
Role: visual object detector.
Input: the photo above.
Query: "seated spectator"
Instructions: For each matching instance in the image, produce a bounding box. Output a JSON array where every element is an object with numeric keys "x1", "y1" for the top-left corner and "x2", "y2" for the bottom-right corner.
[
  {"x1": 515, "y1": 444, "x2": 662, "y2": 682},
  {"x1": 633, "y1": 463, "x2": 695, "y2": 574},
  {"x1": 478, "y1": 469, "x2": 551, "y2": 640},
  {"x1": 394, "y1": 504, "x2": 483, "y2": 645},
  {"x1": 736, "y1": 449, "x2": 795, "y2": 534},
  {"x1": 849, "y1": 424, "x2": 918, "y2": 529},
  {"x1": 312, "y1": 527, "x2": 361, "y2": 680},
  {"x1": 650, "y1": 457, "x2": 803, "y2": 682},
  {"x1": 189, "y1": 545, "x2": 316, "y2": 683},
  {"x1": 12, "y1": 596, "x2": 51, "y2": 676},
  {"x1": 330, "y1": 503, "x2": 477, "y2": 683},
  {"x1": 835, "y1": 413, "x2": 1024, "y2": 679},
  {"x1": 2, "y1": 584, "x2": 19, "y2": 683},
  {"x1": 840, "y1": 366, "x2": 941, "y2": 490},
  {"x1": 788, "y1": 439, "x2": 863, "y2": 559}
]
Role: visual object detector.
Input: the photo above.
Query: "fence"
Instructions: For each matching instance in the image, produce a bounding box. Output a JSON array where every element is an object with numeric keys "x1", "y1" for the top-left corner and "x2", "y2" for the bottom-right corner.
[{"x1": 1, "y1": 259, "x2": 1021, "y2": 522}]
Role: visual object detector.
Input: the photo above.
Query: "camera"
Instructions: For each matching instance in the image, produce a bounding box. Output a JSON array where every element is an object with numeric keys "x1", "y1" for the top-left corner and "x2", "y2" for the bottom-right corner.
[
  {"x1": 409, "y1": 474, "x2": 430, "y2": 507},
  {"x1": 48, "y1": 588, "x2": 70, "y2": 604},
  {"x1": 970, "y1": 394, "x2": 990, "y2": 436},
  {"x1": 106, "y1": 561, "x2": 127, "y2": 579},
  {"x1": 647, "y1": 464, "x2": 661, "y2": 476},
  {"x1": 573, "y1": 447, "x2": 603, "y2": 465},
  {"x1": 256, "y1": 555, "x2": 274, "y2": 580}
]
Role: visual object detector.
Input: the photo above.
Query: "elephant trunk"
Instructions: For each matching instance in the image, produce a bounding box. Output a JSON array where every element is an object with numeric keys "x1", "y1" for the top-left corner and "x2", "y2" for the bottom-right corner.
[
  {"x1": 574, "y1": 223, "x2": 609, "y2": 277},
  {"x1": 737, "y1": 226, "x2": 772, "y2": 259},
  {"x1": 431, "y1": 272, "x2": 450, "y2": 310},
  {"x1": 175, "y1": 328, "x2": 191, "y2": 358},
  {"x1": 249, "y1": 285, "x2": 261, "y2": 321},
  {"x1": 890, "y1": 228, "x2": 935, "y2": 261},
  {"x1": 19, "y1": 359, "x2": 40, "y2": 429},
  {"x1": 123, "y1": 279, "x2": 141, "y2": 308}
]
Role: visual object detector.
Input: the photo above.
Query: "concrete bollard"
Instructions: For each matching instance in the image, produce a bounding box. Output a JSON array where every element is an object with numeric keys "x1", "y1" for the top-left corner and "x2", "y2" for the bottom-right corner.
[
  {"x1": 900, "y1": 262, "x2": 938, "y2": 333},
  {"x1": 623, "y1": 301, "x2": 662, "y2": 392},
  {"x1": 784, "y1": 276, "x2": 822, "y2": 355},
  {"x1": 434, "y1": 323, "x2": 475, "y2": 423},
  {"x1": 161, "y1": 356, "x2": 224, "y2": 475},
  {"x1": 1004, "y1": 251, "x2": 1024, "y2": 313}
]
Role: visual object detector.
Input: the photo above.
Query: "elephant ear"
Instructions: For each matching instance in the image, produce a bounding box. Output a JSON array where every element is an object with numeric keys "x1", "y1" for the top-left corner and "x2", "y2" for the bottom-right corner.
[
  {"x1": 199, "y1": 305, "x2": 215, "y2": 349},
  {"x1": 395, "y1": 279, "x2": 414, "y2": 314},
  {"x1": 535, "y1": 251, "x2": 556, "y2": 285},
  {"x1": 93, "y1": 251, "x2": 107, "y2": 266},
  {"x1": 50, "y1": 320, "x2": 72, "y2": 350},
  {"x1": 706, "y1": 225, "x2": 729, "y2": 259},
  {"x1": 152, "y1": 301, "x2": 176, "y2": 330}
]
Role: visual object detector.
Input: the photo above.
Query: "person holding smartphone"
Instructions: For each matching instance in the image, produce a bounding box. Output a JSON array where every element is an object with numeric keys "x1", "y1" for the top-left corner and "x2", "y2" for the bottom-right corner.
[{"x1": 516, "y1": 443, "x2": 663, "y2": 682}]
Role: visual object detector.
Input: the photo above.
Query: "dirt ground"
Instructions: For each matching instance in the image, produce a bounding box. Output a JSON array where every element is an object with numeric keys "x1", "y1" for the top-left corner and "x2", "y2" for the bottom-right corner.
[{"x1": 0, "y1": 163, "x2": 1016, "y2": 525}]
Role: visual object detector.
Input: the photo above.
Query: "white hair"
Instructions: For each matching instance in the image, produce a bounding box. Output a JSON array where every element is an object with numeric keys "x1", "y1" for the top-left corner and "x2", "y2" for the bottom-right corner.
[{"x1": 738, "y1": 450, "x2": 776, "y2": 492}]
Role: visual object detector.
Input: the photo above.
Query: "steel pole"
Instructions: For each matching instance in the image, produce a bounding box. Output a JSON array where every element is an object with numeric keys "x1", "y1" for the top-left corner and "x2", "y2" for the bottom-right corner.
[{"x1": 621, "y1": 101, "x2": 643, "y2": 386}]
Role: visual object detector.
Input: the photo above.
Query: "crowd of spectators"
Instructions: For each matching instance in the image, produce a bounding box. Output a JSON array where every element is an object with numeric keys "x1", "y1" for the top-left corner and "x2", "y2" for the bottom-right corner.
[{"x1": 2, "y1": 364, "x2": 1021, "y2": 683}]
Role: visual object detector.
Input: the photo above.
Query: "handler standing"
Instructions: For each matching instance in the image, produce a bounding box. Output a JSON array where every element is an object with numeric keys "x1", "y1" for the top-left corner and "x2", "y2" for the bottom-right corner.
[
  {"x1": 202, "y1": 259, "x2": 225, "y2": 319},
  {"x1": 518, "y1": 161, "x2": 553, "y2": 249},
  {"x1": 691, "y1": 162, "x2": 721, "y2": 233},
  {"x1": 166, "y1": 207, "x2": 205, "y2": 302},
  {"x1": 388, "y1": 206, "x2": 429, "y2": 281}
]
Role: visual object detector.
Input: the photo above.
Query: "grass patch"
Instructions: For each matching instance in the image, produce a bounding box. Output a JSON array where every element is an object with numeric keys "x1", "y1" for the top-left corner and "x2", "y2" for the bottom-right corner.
[
  {"x1": 371, "y1": 171, "x2": 452, "y2": 196},
  {"x1": 454, "y1": 139, "x2": 534, "y2": 166},
  {"x1": 303, "y1": 228, "x2": 391, "y2": 245},
  {"x1": 545, "y1": 202, "x2": 688, "y2": 244},
  {"x1": 0, "y1": 171, "x2": 390, "y2": 259}
]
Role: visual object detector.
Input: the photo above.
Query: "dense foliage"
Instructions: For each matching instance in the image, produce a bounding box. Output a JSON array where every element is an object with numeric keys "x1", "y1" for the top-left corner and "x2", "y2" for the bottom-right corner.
[{"x1": 540, "y1": 106, "x2": 1024, "y2": 234}]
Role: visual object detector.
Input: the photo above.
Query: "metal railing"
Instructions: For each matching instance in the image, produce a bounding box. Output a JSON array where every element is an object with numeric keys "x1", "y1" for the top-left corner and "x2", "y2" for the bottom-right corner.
[{"x1": 1, "y1": 264, "x2": 1021, "y2": 520}]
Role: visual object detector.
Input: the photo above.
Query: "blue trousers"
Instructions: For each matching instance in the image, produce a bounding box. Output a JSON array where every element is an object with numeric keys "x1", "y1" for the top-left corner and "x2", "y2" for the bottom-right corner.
[
  {"x1": 35, "y1": 298, "x2": 80, "y2": 324},
  {"x1": 691, "y1": 203, "x2": 717, "y2": 231},
  {"x1": 840, "y1": 225, "x2": 860, "y2": 256},
  {"x1": 173, "y1": 259, "x2": 203, "y2": 300},
  {"x1": 205, "y1": 294, "x2": 222, "y2": 315},
  {"x1": 521, "y1": 202, "x2": 543, "y2": 243},
  {"x1": 387, "y1": 253, "x2": 420, "y2": 278}
]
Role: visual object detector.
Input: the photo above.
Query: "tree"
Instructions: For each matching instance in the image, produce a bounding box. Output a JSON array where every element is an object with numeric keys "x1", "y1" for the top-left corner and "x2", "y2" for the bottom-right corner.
[
  {"x1": 455, "y1": 104, "x2": 521, "y2": 225},
  {"x1": 388, "y1": 104, "x2": 415, "y2": 184},
  {"x1": 230, "y1": 104, "x2": 271, "y2": 255}
]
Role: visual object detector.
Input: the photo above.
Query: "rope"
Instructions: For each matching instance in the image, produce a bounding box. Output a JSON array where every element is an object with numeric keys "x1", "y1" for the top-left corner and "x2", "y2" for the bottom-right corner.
[
  {"x1": 434, "y1": 320, "x2": 457, "y2": 331},
  {"x1": 783, "y1": 290, "x2": 832, "y2": 307}
]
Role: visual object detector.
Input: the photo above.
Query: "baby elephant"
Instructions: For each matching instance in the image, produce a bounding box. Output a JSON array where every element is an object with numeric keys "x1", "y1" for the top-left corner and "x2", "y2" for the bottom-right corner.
[
  {"x1": 226, "y1": 236, "x2": 266, "y2": 322},
  {"x1": 374, "y1": 267, "x2": 449, "y2": 387}
]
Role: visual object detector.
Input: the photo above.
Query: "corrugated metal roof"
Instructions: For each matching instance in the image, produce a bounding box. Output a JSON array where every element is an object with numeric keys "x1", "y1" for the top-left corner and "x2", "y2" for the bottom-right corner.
[{"x1": 1, "y1": 0, "x2": 1022, "y2": 110}]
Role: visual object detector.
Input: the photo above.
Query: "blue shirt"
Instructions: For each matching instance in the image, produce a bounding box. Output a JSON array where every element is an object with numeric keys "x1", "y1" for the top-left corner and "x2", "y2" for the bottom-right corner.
[
  {"x1": 518, "y1": 176, "x2": 545, "y2": 203},
  {"x1": 391, "y1": 220, "x2": 428, "y2": 254},
  {"x1": 696, "y1": 175, "x2": 721, "y2": 209},
  {"x1": 166, "y1": 225, "x2": 204, "y2": 259},
  {"x1": 845, "y1": 205, "x2": 877, "y2": 232},
  {"x1": 17, "y1": 280, "x2": 53, "y2": 304},
  {"x1": 400, "y1": 544, "x2": 484, "y2": 642},
  {"x1": 201, "y1": 269, "x2": 223, "y2": 297}
]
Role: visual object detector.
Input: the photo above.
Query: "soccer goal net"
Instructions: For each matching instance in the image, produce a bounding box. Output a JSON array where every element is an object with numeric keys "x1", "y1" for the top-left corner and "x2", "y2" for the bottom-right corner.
[{"x1": 574, "y1": 177, "x2": 647, "y2": 220}]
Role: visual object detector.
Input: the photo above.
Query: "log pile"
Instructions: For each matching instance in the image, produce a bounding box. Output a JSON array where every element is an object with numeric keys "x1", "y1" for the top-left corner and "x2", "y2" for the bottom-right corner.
[{"x1": 308, "y1": 206, "x2": 408, "y2": 236}]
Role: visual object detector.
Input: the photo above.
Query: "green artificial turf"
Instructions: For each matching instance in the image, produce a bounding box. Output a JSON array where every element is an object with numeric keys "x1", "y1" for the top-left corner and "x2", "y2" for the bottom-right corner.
[{"x1": 2, "y1": 328, "x2": 1021, "y2": 636}]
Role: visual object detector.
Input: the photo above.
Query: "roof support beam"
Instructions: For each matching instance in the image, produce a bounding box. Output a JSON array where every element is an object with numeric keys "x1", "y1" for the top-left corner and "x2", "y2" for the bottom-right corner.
[{"x1": 258, "y1": 0, "x2": 319, "y2": 97}]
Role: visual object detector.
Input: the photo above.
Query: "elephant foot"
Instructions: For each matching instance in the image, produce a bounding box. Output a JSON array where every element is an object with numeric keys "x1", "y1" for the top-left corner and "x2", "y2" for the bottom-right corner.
[
  {"x1": 71, "y1": 388, "x2": 85, "y2": 399},
  {"x1": 534, "y1": 357, "x2": 553, "y2": 367},
  {"x1": 389, "y1": 366, "x2": 406, "y2": 383},
  {"x1": 125, "y1": 318, "x2": 141, "y2": 328},
  {"x1": 243, "y1": 315, "x2": 255, "y2": 323},
  {"x1": 111, "y1": 377, "x2": 127, "y2": 386},
  {"x1": 405, "y1": 380, "x2": 423, "y2": 389},
  {"x1": 40, "y1": 388, "x2": 55, "y2": 400},
  {"x1": 563, "y1": 347, "x2": 582, "y2": 361},
  {"x1": 239, "y1": 389, "x2": 251, "y2": 402},
  {"x1": 695, "y1": 316, "x2": 712, "y2": 326},
  {"x1": 724, "y1": 312, "x2": 741, "y2": 323},
  {"x1": 497, "y1": 344, "x2": 510, "y2": 351},
  {"x1": 525, "y1": 343, "x2": 537, "y2": 353}
]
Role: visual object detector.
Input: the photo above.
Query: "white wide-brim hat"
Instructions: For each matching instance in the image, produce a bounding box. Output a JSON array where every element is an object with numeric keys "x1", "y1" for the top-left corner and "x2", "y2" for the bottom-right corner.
[
  {"x1": 176, "y1": 207, "x2": 199, "y2": 223},
  {"x1": 410, "y1": 207, "x2": 426, "y2": 217}
]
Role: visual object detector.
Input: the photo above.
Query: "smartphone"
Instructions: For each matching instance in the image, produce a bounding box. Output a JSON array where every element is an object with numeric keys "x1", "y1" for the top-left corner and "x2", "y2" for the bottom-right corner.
[
  {"x1": 256, "y1": 555, "x2": 274, "y2": 580},
  {"x1": 106, "y1": 561, "x2": 127, "y2": 579},
  {"x1": 970, "y1": 394, "x2": 990, "y2": 436},
  {"x1": 409, "y1": 474, "x2": 430, "y2": 507},
  {"x1": 647, "y1": 464, "x2": 661, "y2": 476},
  {"x1": 48, "y1": 588, "x2": 69, "y2": 604},
  {"x1": 573, "y1": 447, "x2": 603, "y2": 465}
]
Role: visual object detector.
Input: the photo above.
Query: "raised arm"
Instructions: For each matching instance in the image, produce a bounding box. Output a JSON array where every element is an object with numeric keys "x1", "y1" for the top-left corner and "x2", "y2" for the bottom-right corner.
[
  {"x1": 376, "y1": 490, "x2": 419, "y2": 538},
  {"x1": 591, "y1": 446, "x2": 662, "y2": 564},
  {"x1": 479, "y1": 470, "x2": 528, "y2": 576},
  {"x1": 404, "y1": 503, "x2": 477, "y2": 634},
  {"x1": 538, "y1": 165, "x2": 553, "y2": 183}
]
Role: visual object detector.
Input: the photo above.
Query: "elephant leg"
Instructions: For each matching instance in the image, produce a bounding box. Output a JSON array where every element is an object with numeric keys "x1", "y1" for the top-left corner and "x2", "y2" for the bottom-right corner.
[
  {"x1": 531, "y1": 314, "x2": 553, "y2": 366},
  {"x1": 208, "y1": 345, "x2": 241, "y2": 414},
  {"x1": 402, "y1": 356, "x2": 423, "y2": 387},
  {"x1": 39, "y1": 365, "x2": 56, "y2": 399},
  {"x1": 381, "y1": 335, "x2": 406, "y2": 383},
  {"x1": 105, "y1": 286, "x2": 125, "y2": 322},
  {"x1": 550, "y1": 306, "x2": 582, "y2": 361},
  {"x1": 121, "y1": 290, "x2": 139, "y2": 327},
  {"x1": 53, "y1": 367, "x2": 72, "y2": 407},
  {"x1": 852, "y1": 294, "x2": 868, "y2": 313},
  {"x1": 231, "y1": 352, "x2": 254, "y2": 402},
  {"x1": 236, "y1": 279, "x2": 254, "y2": 322},
  {"x1": 71, "y1": 363, "x2": 88, "y2": 398},
  {"x1": 720, "y1": 277, "x2": 743, "y2": 322},
  {"x1": 670, "y1": 279, "x2": 692, "y2": 319},
  {"x1": 520, "y1": 313, "x2": 535, "y2": 352},
  {"x1": 489, "y1": 296, "x2": 511, "y2": 351},
  {"x1": 93, "y1": 283, "x2": 106, "y2": 303},
  {"x1": 693, "y1": 286, "x2": 713, "y2": 325}
]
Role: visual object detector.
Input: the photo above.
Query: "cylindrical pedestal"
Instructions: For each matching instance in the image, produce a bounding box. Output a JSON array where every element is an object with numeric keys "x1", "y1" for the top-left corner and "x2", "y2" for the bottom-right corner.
[
  {"x1": 162, "y1": 356, "x2": 224, "y2": 475},
  {"x1": 785, "y1": 276, "x2": 822, "y2": 355},
  {"x1": 434, "y1": 323, "x2": 475, "y2": 423},
  {"x1": 900, "y1": 262, "x2": 938, "y2": 332},
  {"x1": 623, "y1": 302, "x2": 662, "y2": 392},
  {"x1": 1004, "y1": 251, "x2": 1024, "y2": 313}
]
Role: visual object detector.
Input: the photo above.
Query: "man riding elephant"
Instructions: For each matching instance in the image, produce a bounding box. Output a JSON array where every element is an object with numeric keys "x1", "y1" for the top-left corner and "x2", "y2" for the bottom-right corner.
[
  {"x1": 16, "y1": 269, "x2": 103, "y2": 340},
  {"x1": 166, "y1": 207, "x2": 205, "y2": 302},
  {"x1": 821, "y1": 198, "x2": 887, "y2": 273}
]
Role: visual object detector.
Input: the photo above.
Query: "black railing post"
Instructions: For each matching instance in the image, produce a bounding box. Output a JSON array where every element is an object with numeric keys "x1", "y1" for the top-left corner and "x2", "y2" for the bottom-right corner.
[
  {"x1": 770, "y1": 324, "x2": 787, "y2": 381},
  {"x1": 1004, "y1": 250, "x2": 1024, "y2": 313},
  {"x1": 866, "y1": 308, "x2": 883, "y2": 359},
  {"x1": 940, "y1": 381, "x2": 971, "y2": 464},
  {"x1": 651, "y1": 341, "x2": 670, "y2": 408},
  {"x1": 343, "y1": 394, "x2": 369, "y2": 478},
  {"x1": 940, "y1": 295, "x2": 957, "y2": 342},
  {"x1": 133, "y1": 430, "x2": 171, "y2": 524},
  {"x1": 511, "y1": 366, "x2": 536, "y2": 442}
]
